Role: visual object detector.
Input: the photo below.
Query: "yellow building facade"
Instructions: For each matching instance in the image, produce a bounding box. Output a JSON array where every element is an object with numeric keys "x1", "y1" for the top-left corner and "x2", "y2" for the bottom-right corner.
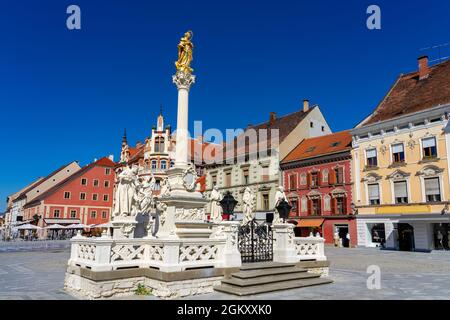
[{"x1": 351, "y1": 57, "x2": 450, "y2": 251}]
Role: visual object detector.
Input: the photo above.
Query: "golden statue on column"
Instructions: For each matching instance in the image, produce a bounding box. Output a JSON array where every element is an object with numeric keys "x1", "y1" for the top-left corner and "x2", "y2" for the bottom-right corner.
[{"x1": 175, "y1": 31, "x2": 194, "y2": 74}]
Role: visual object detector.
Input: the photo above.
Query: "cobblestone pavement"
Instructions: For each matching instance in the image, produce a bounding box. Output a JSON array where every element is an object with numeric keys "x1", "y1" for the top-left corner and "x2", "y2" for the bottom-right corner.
[{"x1": 1, "y1": 246, "x2": 450, "y2": 300}]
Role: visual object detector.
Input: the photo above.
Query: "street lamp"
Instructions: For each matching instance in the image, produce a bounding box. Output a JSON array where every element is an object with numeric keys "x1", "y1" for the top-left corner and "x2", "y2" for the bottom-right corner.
[
  {"x1": 276, "y1": 199, "x2": 292, "y2": 223},
  {"x1": 220, "y1": 191, "x2": 238, "y2": 221}
]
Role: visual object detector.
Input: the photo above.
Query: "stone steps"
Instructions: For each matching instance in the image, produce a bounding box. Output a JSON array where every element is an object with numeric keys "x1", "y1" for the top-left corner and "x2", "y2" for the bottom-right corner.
[
  {"x1": 214, "y1": 262, "x2": 332, "y2": 296},
  {"x1": 221, "y1": 271, "x2": 320, "y2": 287}
]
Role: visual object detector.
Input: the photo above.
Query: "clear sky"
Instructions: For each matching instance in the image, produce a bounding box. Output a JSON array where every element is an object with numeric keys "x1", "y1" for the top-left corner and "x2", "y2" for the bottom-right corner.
[{"x1": 1, "y1": 0, "x2": 449, "y2": 212}]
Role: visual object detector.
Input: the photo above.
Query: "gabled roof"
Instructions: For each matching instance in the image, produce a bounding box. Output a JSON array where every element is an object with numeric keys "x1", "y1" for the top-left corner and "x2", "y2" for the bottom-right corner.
[
  {"x1": 7, "y1": 177, "x2": 45, "y2": 207},
  {"x1": 281, "y1": 130, "x2": 352, "y2": 164},
  {"x1": 15, "y1": 161, "x2": 80, "y2": 201},
  {"x1": 209, "y1": 107, "x2": 315, "y2": 163},
  {"x1": 24, "y1": 157, "x2": 116, "y2": 208},
  {"x1": 360, "y1": 59, "x2": 450, "y2": 126}
]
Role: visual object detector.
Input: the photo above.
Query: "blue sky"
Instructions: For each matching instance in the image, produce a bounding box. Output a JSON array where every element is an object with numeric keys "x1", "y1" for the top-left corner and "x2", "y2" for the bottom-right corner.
[{"x1": 1, "y1": 0, "x2": 449, "y2": 211}]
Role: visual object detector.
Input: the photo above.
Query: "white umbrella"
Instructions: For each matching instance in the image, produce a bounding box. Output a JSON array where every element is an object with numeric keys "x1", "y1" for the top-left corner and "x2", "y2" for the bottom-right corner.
[
  {"x1": 16, "y1": 223, "x2": 42, "y2": 230},
  {"x1": 94, "y1": 222, "x2": 113, "y2": 228},
  {"x1": 66, "y1": 223, "x2": 88, "y2": 229},
  {"x1": 45, "y1": 224, "x2": 66, "y2": 229}
]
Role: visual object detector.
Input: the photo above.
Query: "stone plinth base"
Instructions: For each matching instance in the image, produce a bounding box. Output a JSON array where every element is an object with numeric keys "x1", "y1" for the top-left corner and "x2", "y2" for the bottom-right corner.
[
  {"x1": 296, "y1": 260, "x2": 330, "y2": 277},
  {"x1": 64, "y1": 265, "x2": 238, "y2": 300}
]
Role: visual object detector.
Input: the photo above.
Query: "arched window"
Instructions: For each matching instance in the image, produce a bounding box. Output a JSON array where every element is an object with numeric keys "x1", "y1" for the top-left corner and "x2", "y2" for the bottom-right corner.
[{"x1": 155, "y1": 137, "x2": 165, "y2": 153}]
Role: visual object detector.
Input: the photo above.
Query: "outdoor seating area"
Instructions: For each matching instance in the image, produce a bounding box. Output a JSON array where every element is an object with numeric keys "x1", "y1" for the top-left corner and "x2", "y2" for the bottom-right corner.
[{"x1": 1, "y1": 223, "x2": 113, "y2": 241}]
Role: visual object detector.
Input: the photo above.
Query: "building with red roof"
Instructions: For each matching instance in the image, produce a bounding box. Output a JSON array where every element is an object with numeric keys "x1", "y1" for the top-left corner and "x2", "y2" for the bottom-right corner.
[
  {"x1": 22, "y1": 157, "x2": 116, "y2": 234},
  {"x1": 280, "y1": 130, "x2": 356, "y2": 247}
]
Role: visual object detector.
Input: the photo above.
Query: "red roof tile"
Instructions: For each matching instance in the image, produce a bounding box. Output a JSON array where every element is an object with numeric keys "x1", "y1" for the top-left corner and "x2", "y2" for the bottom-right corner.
[
  {"x1": 281, "y1": 130, "x2": 352, "y2": 164},
  {"x1": 362, "y1": 59, "x2": 450, "y2": 125}
]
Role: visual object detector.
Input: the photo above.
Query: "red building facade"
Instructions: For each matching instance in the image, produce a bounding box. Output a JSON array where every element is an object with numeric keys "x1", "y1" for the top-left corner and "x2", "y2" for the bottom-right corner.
[
  {"x1": 23, "y1": 157, "x2": 116, "y2": 228},
  {"x1": 280, "y1": 131, "x2": 357, "y2": 247}
]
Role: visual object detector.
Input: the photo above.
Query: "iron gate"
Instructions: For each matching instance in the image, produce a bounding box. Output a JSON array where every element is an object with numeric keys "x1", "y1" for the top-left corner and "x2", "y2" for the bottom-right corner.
[{"x1": 238, "y1": 219, "x2": 273, "y2": 263}]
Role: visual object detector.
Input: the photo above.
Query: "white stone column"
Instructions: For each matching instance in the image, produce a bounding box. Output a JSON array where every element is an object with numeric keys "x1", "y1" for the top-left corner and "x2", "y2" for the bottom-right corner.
[
  {"x1": 172, "y1": 71, "x2": 195, "y2": 167},
  {"x1": 272, "y1": 223, "x2": 299, "y2": 263}
]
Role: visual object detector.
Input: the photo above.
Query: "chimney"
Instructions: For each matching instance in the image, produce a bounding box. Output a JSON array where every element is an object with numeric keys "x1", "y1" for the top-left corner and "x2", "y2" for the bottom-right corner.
[
  {"x1": 269, "y1": 112, "x2": 276, "y2": 125},
  {"x1": 303, "y1": 99, "x2": 309, "y2": 112},
  {"x1": 418, "y1": 55, "x2": 430, "y2": 80}
]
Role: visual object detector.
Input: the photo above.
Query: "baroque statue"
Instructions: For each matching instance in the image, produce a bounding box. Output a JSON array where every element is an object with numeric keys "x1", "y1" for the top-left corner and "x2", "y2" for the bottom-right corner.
[
  {"x1": 209, "y1": 186, "x2": 223, "y2": 222},
  {"x1": 113, "y1": 166, "x2": 139, "y2": 217},
  {"x1": 241, "y1": 187, "x2": 256, "y2": 225},
  {"x1": 175, "y1": 31, "x2": 194, "y2": 74},
  {"x1": 273, "y1": 186, "x2": 288, "y2": 224}
]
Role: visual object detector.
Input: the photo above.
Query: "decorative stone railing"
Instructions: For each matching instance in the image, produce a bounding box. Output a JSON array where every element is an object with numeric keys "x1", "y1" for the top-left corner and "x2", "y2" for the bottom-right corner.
[
  {"x1": 272, "y1": 223, "x2": 327, "y2": 263},
  {"x1": 294, "y1": 236, "x2": 326, "y2": 261},
  {"x1": 68, "y1": 221, "x2": 241, "y2": 272}
]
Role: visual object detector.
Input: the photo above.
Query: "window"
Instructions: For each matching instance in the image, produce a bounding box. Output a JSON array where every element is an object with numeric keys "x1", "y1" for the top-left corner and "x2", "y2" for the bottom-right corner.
[
  {"x1": 154, "y1": 180, "x2": 161, "y2": 190},
  {"x1": 70, "y1": 210, "x2": 77, "y2": 218},
  {"x1": 104, "y1": 180, "x2": 110, "y2": 188},
  {"x1": 335, "y1": 168, "x2": 344, "y2": 184},
  {"x1": 154, "y1": 137, "x2": 165, "y2": 153},
  {"x1": 93, "y1": 179, "x2": 99, "y2": 187},
  {"x1": 422, "y1": 137, "x2": 437, "y2": 158},
  {"x1": 289, "y1": 174, "x2": 297, "y2": 190},
  {"x1": 322, "y1": 170, "x2": 328, "y2": 184},
  {"x1": 101, "y1": 211, "x2": 107, "y2": 219},
  {"x1": 366, "y1": 149, "x2": 377, "y2": 167},
  {"x1": 81, "y1": 178, "x2": 87, "y2": 186},
  {"x1": 322, "y1": 126, "x2": 325, "y2": 132},
  {"x1": 425, "y1": 177, "x2": 441, "y2": 202},
  {"x1": 243, "y1": 168, "x2": 249, "y2": 185},
  {"x1": 310, "y1": 122, "x2": 314, "y2": 128},
  {"x1": 80, "y1": 193, "x2": 87, "y2": 200},
  {"x1": 261, "y1": 167, "x2": 270, "y2": 182},
  {"x1": 103, "y1": 194, "x2": 109, "y2": 202},
  {"x1": 90, "y1": 211, "x2": 97, "y2": 218},
  {"x1": 170, "y1": 160, "x2": 175, "y2": 168},
  {"x1": 392, "y1": 143, "x2": 405, "y2": 163},
  {"x1": 53, "y1": 209, "x2": 60, "y2": 218},
  {"x1": 262, "y1": 194, "x2": 269, "y2": 211},
  {"x1": 92, "y1": 194, "x2": 98, "y2": 201},
  {"x1": 161, "y1": 160, "x2": 167, "y2": 170},
  {"x1": 105, "y1": 168, "x2": 111, "y2": 175},
  {"x1": 290, "y1": 198, "x2": 298, "y2": 215},
  {"x1": 64, "y1": 192, "x2": 71, "y2": 199},
  {"x1": 394, "y1": 181, "x2": 408, "y2": 204},
  {"x1": 225, "y1": 171, "x2": 232, "y2": 187},
  {"x1": 310, "y1": 199, "x2": 321, "y2": 215},
  {"x1": 151, "y1": 160, "x2": 157, "y2": 170},
  {"x1": 335, "y1": 197, "x2": 346, "y2": 214},
  {"x1": 311, "y1": 172, "x2": 319, "y2": 188},
  {"x1": 368, "y1": 184, "x2": 380, "y2": 205},
  {"x1": 211, "y1": 174, "x2": 217, "y2": 187}
]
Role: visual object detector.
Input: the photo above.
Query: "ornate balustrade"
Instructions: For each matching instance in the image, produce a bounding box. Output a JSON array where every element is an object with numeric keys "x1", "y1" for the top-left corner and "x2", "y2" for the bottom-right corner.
[
  {"x1": 294, "y1": 236, "x2": 326, "y2": 261},
  {"x1": 68, "y1": 234, "x2": 231, "y2": 272}
]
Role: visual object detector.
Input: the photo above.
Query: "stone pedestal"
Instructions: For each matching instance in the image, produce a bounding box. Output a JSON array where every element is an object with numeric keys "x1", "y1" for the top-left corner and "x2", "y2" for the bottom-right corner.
[
  {"x1": 272, "y1": 223, "x2": 299, "y2": 263},
  {"x1": 112, "y1": 218, "x2": 138, "y2": 239},
  {"x1": 214, "y1": 221, "x2": 242, "y2": 268}
]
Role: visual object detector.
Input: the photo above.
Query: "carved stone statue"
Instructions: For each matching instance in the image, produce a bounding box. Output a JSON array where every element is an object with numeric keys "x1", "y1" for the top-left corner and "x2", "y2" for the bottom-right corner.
[
  {"x1": 113, "y1": 166, "x2": 139, "y2": 217},
  {"x1": 160, "y1": 177, "x2": 171, "y2": 197},
  {"x1": 137, "y1": 175, "x2": 156, "y2": 215},
  {"x1": 209, "y1": 186, "x2": 223, "y2": 222},
  {"x1": 273, "y1": 186, "x2": 288, "y2": 224},
  {"x1": 241, "y1": 187, "x2": 255, "y2": 225},
  {"x1": 175, "y1": 31, "x2": 194, "y2": 74}
]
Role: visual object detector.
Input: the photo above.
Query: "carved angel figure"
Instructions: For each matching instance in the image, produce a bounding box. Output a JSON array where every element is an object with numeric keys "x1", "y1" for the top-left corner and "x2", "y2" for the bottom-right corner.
[
  {"x1": 209, "y1": 186, "x2": 223, "y2": 222},
  {"x1": 241, "y1": 187, "x2": 256, "y2": 225},
  {"x1": 273, "y1": 186, "x2": 288, "y2": 224}
]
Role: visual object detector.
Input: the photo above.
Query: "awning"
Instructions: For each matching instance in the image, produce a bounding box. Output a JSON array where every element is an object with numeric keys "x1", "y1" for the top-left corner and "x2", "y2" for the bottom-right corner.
[
  {"x1": 44, "y1": 218, "x2": 81, "y2": 225},
  {"x1": 296, "y1": 219, "x2": 324, "y2": 228}
]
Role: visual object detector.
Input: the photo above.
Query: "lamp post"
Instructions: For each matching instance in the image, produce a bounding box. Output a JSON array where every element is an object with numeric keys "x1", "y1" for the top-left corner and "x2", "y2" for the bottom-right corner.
[
  {"x1": 220, "y1": 191, "x2": 238, "y2": 221},
  {"x1": 276, "y1": 199, "x2": 292, "y2": 223}
]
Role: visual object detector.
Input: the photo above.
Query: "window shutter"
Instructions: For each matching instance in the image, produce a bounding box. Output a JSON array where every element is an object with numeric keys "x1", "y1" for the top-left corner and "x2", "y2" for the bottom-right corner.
[
  {"x1": 339, "y1": 167, "x2": 344, "y2": 183},
  {"x1": 343, "y1": 197, "x2": 347, "y2": 214},
  {"x1": 422, "y1": 137, "x2": 436, "y2": 148},
  {"x1": 307, "y1": 173, "x2": 311, "y2": 188},
  {"x1": 318, "y1": 198, "x2": 322, "y2": 215},
  {"x1": 394, "y1": 181, "x2": 408, "y2": 198},
  {"x1": 307, "y1": 199, "x2": 312, "y2": 215},
  {"x1": 368, "y1": 184, "x2": 379, "y2": 200},
  {"x1": 425, "y1": 178, "x2": 440, "y2": 195},
  {"x1": 329, "y1": 170, "x2": 336, "y2": 185},
  {"x1": 318, "y1": 171, "x2": 322, "y2": 186}
]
